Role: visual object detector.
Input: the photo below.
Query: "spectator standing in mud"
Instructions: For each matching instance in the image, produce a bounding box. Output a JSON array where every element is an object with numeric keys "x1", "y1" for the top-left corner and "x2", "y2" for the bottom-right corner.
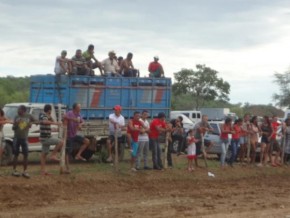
[
  {"x1": 136, "y1": 110, "x2": 151, "y2": 170},
  {"x1": 283, "y1": 118, "x2": 290, "y2": 164},
  {"x1": 194, "y1": 115, "x2": 214, "y2": 167},
  {"x1": 171, "y1": 116, "x2": 185, "y2": 156},
  {"x1": 248, "y1": 116, "x2": 261, "y2": 164},
  {"x1": 12, "y1": 105, "x2": 36, "y2": 178},
  {"x1": 148, "y1": 56, "x2": 165, "y2": 78},
  {"x1": 229, "y1": 118, "x2": 242, "y2": 167},
  {"x1": 101, "y1": 51, "x2": 121, "y2": 77},
  {"x1": 128, "y1": 111, "x2": 144, "y2": 171},
  {"x1": 0, "y1": 108, "x2": 13, "y2": 174},
  {"x1": 186, "y1": 129, "x2": 198, "y2": 172},
  {"x1": 54, "y1": 50, "x2": 72, "y2": 76},
  {"x1": 39, "y1": 104, "x2": 64, "y2": 175},
  {"x1": 220, "y1": 117, "x2": 234, "y2": 168},
  {"x1": 259, "y1": 116, "x2": 272, "y2": 166},
  {"x1": 106, "y1": 105, "x2": 125, "y2": 163},
  {"x1": 149, "y1": 112, "x2": 167, "y2": 170},
  {"x1": 82, "y1": 44, "x2": 103, "y2": 76},
  {"x1": 64, "y1": 103, "x2": 90, "y2": 164},
  {"x1": 238, "y1": 114, "x2": 250, "y2": 164},
  {"x1": 270, "y1": 115, "x2": 281, "y2": 167}
]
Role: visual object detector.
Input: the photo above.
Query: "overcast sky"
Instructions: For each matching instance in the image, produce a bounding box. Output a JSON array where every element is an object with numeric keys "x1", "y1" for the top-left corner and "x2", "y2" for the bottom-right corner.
[{"x1": 1, "y1": 0, "x2": 290, "y2": 106}]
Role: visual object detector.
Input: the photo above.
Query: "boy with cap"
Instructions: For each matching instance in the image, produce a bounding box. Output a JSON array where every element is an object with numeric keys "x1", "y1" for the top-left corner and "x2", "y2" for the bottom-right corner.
[{"x1": 148, "y1": 56, "x2": 164, "y2": 78}]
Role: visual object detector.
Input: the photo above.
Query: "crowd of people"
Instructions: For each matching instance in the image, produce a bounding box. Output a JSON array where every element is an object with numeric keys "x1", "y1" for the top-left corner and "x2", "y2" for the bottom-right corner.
[
  {"x1": 54, "y1": 44, "x2": 165, "y2": 78},
  {"x1": 1, "y1": 103, "x2": 290, "y2": 178}
]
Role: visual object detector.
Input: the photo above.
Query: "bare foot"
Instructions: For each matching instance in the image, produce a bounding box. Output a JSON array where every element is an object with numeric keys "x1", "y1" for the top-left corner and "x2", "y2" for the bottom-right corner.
[
  {"x1": 75, "y1": 155, "x2": 86, "y2": 161},
  {"x1": 50, "y1": 156, "x2": 60, "y2": 162}
]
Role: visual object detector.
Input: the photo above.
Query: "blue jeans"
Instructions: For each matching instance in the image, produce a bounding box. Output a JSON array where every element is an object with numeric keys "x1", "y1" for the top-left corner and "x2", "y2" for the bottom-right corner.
[
  {"x1": 230, "y1": 138, "x2": 239, "y2": 164},
  {"x1": 220, "y1": 138, "x2": 230, "y2": 166},
  {"x1": 150, "y1": 138, "x2": 163, "y2": 168}
]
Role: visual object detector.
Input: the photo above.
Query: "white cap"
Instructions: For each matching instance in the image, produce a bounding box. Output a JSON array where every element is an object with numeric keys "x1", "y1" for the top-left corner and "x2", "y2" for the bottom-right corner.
[{"x1": 154, "y1": 55, "x2": 159, "y2": 60}]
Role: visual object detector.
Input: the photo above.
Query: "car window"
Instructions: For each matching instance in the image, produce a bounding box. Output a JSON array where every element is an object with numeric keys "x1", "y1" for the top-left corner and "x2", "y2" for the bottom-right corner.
[
  {"x1": 192, "y1": 113, "x2": 196, "y2": 118},
  {"x1": 31, "y1": 108, "x2": 43, "y2": 121},
  {"x1": 2, "y1": 106, "x2": 19, "y2": 120},
  {"x1": 209, "y1": 123, "x2": 220, "y2": 135}
]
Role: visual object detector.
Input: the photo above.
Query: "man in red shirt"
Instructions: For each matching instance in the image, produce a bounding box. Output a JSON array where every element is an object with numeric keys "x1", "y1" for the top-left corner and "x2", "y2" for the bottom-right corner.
[
  {"x1": 149, "y1": 112, "x2": 167, "y2": 170},
  {"x1": 148, "y1": 56, "x2": 164, "y2": 78}
]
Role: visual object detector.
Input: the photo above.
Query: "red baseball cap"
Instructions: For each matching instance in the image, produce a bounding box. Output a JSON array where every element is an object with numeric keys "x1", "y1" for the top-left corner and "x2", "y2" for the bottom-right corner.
[{"x1": 113, "y1": 105, "x2": 122, "y2": 111}]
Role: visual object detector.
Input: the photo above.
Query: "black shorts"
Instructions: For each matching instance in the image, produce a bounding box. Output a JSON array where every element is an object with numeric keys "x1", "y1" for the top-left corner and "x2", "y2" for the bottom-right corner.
[
  {"x1": 66, "y1": 135, "x2": 85, "y2": 154},
  {"x1": 13, "y1": 138, "x2": 29, "y2": 156},
  {"x1": 196, "y1": 139, "x2": 211, "y2": 155}
]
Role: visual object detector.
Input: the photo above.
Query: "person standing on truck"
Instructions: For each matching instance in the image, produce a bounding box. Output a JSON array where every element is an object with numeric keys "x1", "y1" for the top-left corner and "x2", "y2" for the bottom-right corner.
[
  {"x1": 0, "y1": 108, "x2": 13, "y2": 173},
  {"x1": 101, "y1": 51, "x2": 121, "y2": 77},
  {"x1": 39, "y1": 104, "x2": 64, "y2": 175},
  {"x1": 82, "y1": 44, "x2": 103, "y2": 76},
  {"x1": 148, "y1": 56, "x2": 164, "y2": 78},
  {"x1": 194, "y1": 115, "x2": 214, "y2": 167},
  {"x1": 106, "y1": 105, "x2": 126, "y2": 163},
  {"x1": 64, "y1": 103, "x2": 90, "y2": 162},
  {"x1": 149, "y1": 112, "x2": 167, "y2": 170},
  {"x1": 136, "y1": 110, "x2": 151, "y2": 170},
  {"x1": 11, "y1": 105, "x2": 36, "y2": 178},
  {"x1": 128, "y1": 111, "x2": 143, "y2": 171}
]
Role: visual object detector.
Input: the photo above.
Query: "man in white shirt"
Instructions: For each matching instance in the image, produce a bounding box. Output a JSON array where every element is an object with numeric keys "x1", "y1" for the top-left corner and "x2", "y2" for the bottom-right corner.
[
  {"x1": 101, "y1": 51, "x2": 121, "y2": 77},
  {"x1": 106, "y1": 105, "x2": 125, "y2": 162},
  {"x1": 136, "y1": 110, "x2": 151, "y2": 170}
]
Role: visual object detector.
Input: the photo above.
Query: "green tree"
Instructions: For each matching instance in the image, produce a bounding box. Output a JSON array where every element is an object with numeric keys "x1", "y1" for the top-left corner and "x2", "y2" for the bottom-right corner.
[
  {"x1": 273, "y1": 71, "x2": 290, "y2": 107},
  {"x1": 172, "y1": 65, "x2": 230, "y2": 109}
]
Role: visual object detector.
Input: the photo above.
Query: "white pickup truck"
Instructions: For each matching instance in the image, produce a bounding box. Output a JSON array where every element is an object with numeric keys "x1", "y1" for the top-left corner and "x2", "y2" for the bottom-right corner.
[{"x1": 1, "y1": 103, "x2": 65, "y2": 165}]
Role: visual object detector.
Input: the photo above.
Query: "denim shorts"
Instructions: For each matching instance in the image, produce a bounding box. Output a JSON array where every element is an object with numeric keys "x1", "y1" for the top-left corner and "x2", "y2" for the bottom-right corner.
[
  {"x1": 13, "y1": 138, "x2": 29, "y2": 156},
  {"x1": 239, "y1": 136, "x2": 248, "y2": 144}
]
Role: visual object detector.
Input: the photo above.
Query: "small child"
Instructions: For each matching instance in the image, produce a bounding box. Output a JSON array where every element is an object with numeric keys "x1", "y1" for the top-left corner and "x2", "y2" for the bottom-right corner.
[{"x1": 186, "y1": 129, "x2": 199, "y2": 172}]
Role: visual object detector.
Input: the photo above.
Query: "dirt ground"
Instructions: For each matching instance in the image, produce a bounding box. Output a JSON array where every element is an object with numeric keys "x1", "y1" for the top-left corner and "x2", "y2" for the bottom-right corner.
[{"x1": 0, "y1": 157, "x2": 290, "y2": 218}]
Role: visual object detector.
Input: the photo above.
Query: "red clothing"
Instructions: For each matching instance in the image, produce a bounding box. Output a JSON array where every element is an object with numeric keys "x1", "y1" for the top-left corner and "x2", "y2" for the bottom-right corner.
[
  {"x1": 271, "y1": 121, "x2": 280, "y2": 139},
  {"x1": 149, "y1": 118, "x2": 166, "y2": 139},
  {"x1": 232, "y1": 124, "x2": 241, "y2": 139},
  {"x1": 220, "y1": 124, "x2": 232, "y2": 139},
  {"x1": 148, "y1": 62, "x2": 162, "y2": 72},
  {"x1": 129, "y1": 119, "x2": 142, "y2": 142}
]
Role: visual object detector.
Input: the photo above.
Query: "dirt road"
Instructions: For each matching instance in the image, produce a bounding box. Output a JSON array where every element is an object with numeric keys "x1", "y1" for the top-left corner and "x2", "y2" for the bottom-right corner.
[{"x1": 0, "y1": 161, "x2": 290, "y2": 218}]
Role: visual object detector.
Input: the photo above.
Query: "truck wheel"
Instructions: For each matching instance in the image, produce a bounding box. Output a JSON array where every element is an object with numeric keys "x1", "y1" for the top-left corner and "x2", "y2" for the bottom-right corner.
[{"x1": 1, "y1": 141, "x2": 13, "y2": 166}]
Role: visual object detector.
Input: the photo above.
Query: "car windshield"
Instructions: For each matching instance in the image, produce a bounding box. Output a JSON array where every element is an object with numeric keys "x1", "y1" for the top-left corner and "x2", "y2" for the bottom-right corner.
[
  {"x1": 170, "y1": 114, "x2": 193, "y2": 124},
  {"x1": 209, "y1": 122, "x2": 221, "y2": 135},
  {"x1": 3, "y1": 106, "x2": 20, "y2": 120}
]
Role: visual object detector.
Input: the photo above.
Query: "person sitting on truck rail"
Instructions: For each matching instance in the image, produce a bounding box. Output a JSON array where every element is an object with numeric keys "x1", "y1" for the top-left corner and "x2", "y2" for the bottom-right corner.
[
  {"x1": 64, "y1": 103, "x2": 90, "y2": 162},
  {"x1": 71, "y1": 49, "x2": 91, "y2": 76},
  {"x1": 148, "y1": 56, "x2": 164, "y2": 78},
  {"x1": 120, "y1": 52, "x2": 139, "y2": 77},
  {"x1": 106, "y1": 105, "x2": 125, "y2": 163},
  {"x1": 101, "y1": 51, "x2": 121, "y2": 77},
  {"x1": 54, "y1": 50, "x2": 72, "y2": 76},
  {"x1": 82, "y1": 44, "x2": 103, "y2": 76}
]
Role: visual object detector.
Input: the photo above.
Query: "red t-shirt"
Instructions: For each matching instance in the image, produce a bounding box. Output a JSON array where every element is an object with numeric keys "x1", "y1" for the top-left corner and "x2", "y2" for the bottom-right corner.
[
  {"x1": 232, "y1": 124, "x2": 241, "y2": 139},
  {"x1": 149, "y1": 118, "x2": 166, "y2": 139},
  {"x1": 148, "y1": 62, "x2": 161, "y2": 72},
  {"x1": 271, "y1": 121, "x2": 280, "y2": 139},
  {"x1": 129, "y1": 119, "x2": 142, "y2": 142}
]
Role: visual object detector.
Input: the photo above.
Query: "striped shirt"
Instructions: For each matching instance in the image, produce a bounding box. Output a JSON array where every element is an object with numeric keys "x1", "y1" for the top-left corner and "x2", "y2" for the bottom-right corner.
[{"x1": 39, "y1": 113, "x2": 52, "y2": 139}]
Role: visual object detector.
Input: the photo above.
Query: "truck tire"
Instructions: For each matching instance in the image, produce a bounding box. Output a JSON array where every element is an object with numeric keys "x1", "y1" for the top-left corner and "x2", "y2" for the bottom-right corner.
[{"x1": 1, "y1": 141, "x2": 13, "y2": 166}]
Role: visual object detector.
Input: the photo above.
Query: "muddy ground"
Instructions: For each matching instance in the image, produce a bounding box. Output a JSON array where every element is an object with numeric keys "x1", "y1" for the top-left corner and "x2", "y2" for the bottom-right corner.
[{"x1": 0, "y1": 155, "x2": 290, "y2": 218}]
